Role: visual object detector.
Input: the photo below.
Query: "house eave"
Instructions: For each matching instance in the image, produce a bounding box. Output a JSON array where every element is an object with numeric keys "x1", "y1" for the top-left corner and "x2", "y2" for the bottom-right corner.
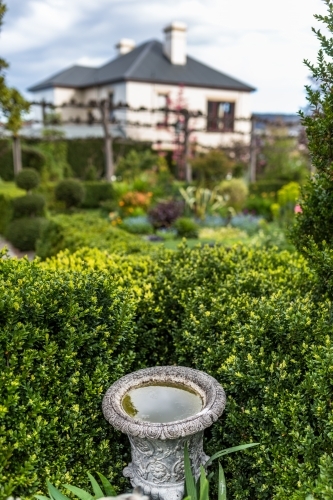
[
  {"x1": 89, "y1": 76, "x2": 256, "y2": 92},
  {"x1": 28, "y1": 77, "x2": 256, "y2": 94}
]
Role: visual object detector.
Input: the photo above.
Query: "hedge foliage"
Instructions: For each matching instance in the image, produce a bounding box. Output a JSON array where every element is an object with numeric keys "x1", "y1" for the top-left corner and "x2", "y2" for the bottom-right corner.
[
  {"x1": 0, "y1": 253, "x2": 137, "y2": 499},
  {"x1": 35, "y1": 213, "x2": 152, "y2": 259},
  {"x1": 55, "y1": 179, "x2": 85, "y2": 209},
  {"x1": 12, "y1": 194, "x2": 45, "y2": 218},
  {"x1": 0, "y1": 139, "x2": 154, "y2": 182},
  {"x1": 81, "y1": 182, "x2": 114, "y2": 209},
  {"x1": 0, "y1": 194, "x2": 13, "y2": 235},
  {"x1": 16, "y1": 169, "x2": 40, "y2": 192},
  {"x1": 5, "y1": 217, "x2": 48, "y2": 251},
  {"x1": 3, "y1": 242, "x2": 333, "y2": 499},
  {"x1": 0, "y1": 141, "x2": 46, "y2": 181}
]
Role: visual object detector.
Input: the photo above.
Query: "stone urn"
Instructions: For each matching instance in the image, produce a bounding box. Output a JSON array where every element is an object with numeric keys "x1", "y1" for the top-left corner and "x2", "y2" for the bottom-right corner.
[{"x1": 102, "y1": 366, "x2": 226, "y2": 500}]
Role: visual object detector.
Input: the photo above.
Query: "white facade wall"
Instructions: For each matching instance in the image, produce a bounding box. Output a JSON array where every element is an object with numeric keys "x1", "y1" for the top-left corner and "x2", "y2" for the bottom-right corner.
[
  {"x1": 30, "y1": 81, "x2": 252, "y2": 147},
  {"x1": 30, "y1": 83, "x2": 127, "y2": 133},
  {"x1": 125, "y1": 81, "x2": 252, "y2": 149}
]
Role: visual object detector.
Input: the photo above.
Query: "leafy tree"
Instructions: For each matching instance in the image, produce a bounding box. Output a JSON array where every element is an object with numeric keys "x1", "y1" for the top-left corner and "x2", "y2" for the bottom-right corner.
[
  {"x1": 0, "y1": 1, "x2": 30, "y2": 175},
  {"x1": 0, "y1": 1, "x2": 8, "y2": 78},
  {"x1": 291, "y1": 0, "x2": 333, "y2": 254},
  {"x1": 1, "y1": 88, "x2": 30, "y2": 174}
]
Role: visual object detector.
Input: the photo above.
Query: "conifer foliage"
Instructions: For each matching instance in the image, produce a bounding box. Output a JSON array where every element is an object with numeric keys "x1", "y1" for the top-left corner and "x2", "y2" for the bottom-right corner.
[{"x1": 292, "y1": 0, "x2": 333, "y2": 252}]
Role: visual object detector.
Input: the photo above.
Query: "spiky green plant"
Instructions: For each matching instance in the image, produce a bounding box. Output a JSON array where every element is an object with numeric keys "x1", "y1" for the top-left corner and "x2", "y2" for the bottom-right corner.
[
  {"x1": 183, "y1": 442, "x2": 259, "y2": 500},
  {"x1": 35, "y1": 472, "x2": 117, "y2": 500}
]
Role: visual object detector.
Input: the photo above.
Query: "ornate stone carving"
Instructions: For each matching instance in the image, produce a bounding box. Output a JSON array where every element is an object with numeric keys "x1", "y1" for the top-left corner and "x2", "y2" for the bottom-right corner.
[{"x1": 102, "y1": 366, "x2": 226, "y2": 500}]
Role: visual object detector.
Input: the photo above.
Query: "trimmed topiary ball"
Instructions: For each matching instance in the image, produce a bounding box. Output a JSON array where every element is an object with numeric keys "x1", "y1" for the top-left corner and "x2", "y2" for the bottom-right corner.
[
  {"x1": 174, "y1": 217, "x2": 199, "y2": 238},
  {"x1": 55, "y1": 179, "x2": 85, "y2": 209},
  {"x1": 15, "y1": 168, "x2": 40, "y2": 192},
  {"x1": 5, "y1": 217, "x2": 48, "y2": 251},
  {"x1": 12, "y1": 194, "x2": 45, "y2": 219}
]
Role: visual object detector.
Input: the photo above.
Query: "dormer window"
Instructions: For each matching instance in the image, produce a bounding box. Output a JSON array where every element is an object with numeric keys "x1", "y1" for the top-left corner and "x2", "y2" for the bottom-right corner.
[{"x1": 207, "y1": 101, "x2": 235, "y2": 132}]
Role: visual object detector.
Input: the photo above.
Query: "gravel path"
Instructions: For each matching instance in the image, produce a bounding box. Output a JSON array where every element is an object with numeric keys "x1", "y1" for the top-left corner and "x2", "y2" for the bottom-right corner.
[{"x1": 0, "y1": 236, "x2": 35, "y2": 260}]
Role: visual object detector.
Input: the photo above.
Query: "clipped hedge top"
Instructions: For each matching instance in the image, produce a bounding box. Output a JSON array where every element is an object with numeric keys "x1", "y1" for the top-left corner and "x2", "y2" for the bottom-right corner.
[
  {"x1": 36, "y1": 213, "x2": 153, "y2": 260},
  {"x1": 0, "y1": 252, "x2": 137, "y2": 499},
  {"x1": 1, "y1": 242, "x2": 330, "y2": 500}
]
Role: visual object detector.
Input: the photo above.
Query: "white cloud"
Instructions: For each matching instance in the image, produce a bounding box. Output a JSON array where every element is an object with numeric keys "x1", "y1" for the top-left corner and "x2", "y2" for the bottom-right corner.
[{"x1": 1, "y1": 0, "x2": 329, "y2": 112}]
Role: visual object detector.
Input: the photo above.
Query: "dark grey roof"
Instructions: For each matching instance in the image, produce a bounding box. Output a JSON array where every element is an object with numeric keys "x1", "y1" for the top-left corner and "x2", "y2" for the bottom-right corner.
[{"x1": 28, "y1": 40, "x2": 255, "y2": 93}]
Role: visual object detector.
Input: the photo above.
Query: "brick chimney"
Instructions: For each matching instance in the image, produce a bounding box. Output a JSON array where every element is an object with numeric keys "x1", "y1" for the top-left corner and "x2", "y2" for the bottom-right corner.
[
  {"x1": 116, "y1": 39, "x2": 136, "y2": 56},
  {"x1": 163, "y1": 22, "x2": 187, "y2": 65}
]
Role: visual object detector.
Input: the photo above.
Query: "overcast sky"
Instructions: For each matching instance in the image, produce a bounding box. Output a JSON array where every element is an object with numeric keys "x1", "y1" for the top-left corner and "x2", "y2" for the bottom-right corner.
[{"x1": 1, "y1": 0, "x2": 328, "y2": 113}]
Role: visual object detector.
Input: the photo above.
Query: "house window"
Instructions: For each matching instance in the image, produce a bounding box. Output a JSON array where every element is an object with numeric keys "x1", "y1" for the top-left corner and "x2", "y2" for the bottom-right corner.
[
  {"x1": 157, "y1": 93, "x2": 169, "y2": 127},
  {"x1": 207, "y1": 101, "x2": 235, "y2": 132}
]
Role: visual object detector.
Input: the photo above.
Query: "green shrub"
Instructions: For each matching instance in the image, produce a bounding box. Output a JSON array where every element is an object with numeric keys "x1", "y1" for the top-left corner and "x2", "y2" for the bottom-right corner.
[
  {"x1": 245, "y1": 194, "x2": 274, "y2": 219},
  {"x1": 219, "y1": 178, "x2": 249, "y2": 212},
  {"x1": 12, "y1": 194, "x2": 46, "y2": 218},
  {"x1": 81, "y1": 181, "x2": 114, "y2": 208},
  {"x1": 249, "y1": 180, "x2": 285, "y2": 196},
  {"x1": 36, "y1": 213, "x2": 152, "y2": 259},
  {"x1": 0, "y1": 140, "x2": 14, "y2": 181},
  {"x1": 124, "y1": 244, "x2": 327, "y2": 500},
  {"x1": 173, "y1": 217, "x2": 199, "y2": 238},
  {"x1": 36, "y1": 182, "x2": 58, "y2": 210},
  {"x1": 0, "y1": 255, "x2": 137, "y2": 499},
  {"x1": 3, "y1": 241, "x2": 333, "y2": 500},
  {"x1": 84, "y1": 164, "x2": 98, "y2": 181},
  {"x1": 116, "y1": 149, "x2": 158, "y2": 180},
  {"x1": 22, "y1": 146, "x2": 46, "y2": 174},
  {"x1": 16, "y1": 168, "x2": 40, "y2": 192},
  {"x1": 120, "y1": 216, "x2": 153, "y2": 235},
  {"x1": 294, "y1": 454, "x2": 333, "y2": 499},
  {"x1": 55, "y1": 179, "x2": 85, "y2": 209},
  {"x1": 5, "y1": 217, "x2": 47, "y2": 251},
  {"x1": 191, "y1": 150, "x2": 234, "y2": 188},
  {"x1": 0, "y1": 142, "x2": 46, "y2": 181},
  {"x1": 0, "y1": 194, "x2": 13, "y2": 234}
]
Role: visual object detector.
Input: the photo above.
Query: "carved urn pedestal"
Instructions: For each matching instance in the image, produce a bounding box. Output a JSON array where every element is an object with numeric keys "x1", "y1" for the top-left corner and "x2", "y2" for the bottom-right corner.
[{"x1": 102, "y1": 366, "x2": 226, "y2": 500}]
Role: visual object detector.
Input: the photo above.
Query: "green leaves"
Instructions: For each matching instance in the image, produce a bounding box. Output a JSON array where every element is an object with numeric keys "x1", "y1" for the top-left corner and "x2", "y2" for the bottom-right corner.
[
  {"x1": 184, "y1": 441, "x2": 258, "y2": 500},
  {"x1": 205, "y1": 443, "x2": 260, "y2": 468},
  {"x1": 1, "y1": 256, "x2": 137, "y2": 498},
  {"x1": 36, "y1": 473, "x2": 116, "y2": 500},
  {"x1": 218, "y1": 463, "x2": 226, "y2": 500},
  {"x1": 97, "y1": 472, "x2": 117, "y2": 496},
  {"x1": 184, "y1": 443, "x2": 197, "y2": 500}
]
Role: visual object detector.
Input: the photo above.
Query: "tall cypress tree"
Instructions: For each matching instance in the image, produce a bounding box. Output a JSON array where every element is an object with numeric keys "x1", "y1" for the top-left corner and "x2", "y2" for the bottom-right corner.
[{"x1": 292, "y1": 0, "x2": 333, "y2": 252}]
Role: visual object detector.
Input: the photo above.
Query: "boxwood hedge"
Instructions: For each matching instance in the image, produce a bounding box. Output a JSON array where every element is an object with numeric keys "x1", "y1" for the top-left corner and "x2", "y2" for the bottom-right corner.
[
  {"x1": 1, "y1": 243, "x2": 333, "y2": 499},
  {"x1": 35, "y1": 213, "x2": 153, "y2": 259},
  {"x1": 0, "y1": 253, "x2": 137, "y2": 499}
]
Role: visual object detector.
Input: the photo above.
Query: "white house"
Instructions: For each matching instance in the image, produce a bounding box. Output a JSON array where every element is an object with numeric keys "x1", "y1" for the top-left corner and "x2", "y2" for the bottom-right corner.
[{"x1": 28, "y1": 22, "x2": 255, "y2": 149}]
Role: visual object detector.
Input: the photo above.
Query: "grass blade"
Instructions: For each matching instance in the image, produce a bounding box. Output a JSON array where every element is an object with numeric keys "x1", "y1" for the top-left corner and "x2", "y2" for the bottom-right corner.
[
  {"x1": 47, "y1": 481, "x2": 71, "y2": 500},
  {"x1": 218, "y1": 463, "x2": 226, "y2": 500},
  {"x1": 87, "y1": 473, "x2": 104, "y2": 499},
  {"x1": 35, "y1": 496, "x2": 51, "y2": 500},
  {"x1": 97, "y1": 473, "x2": 117, "y2": 497},
  {"x1": 205, "y1": 443, "x2": 260, "y2": 467},
  {"x1": 184, "y1": 443, "x2": 197, "y2": 500},
  {"x1": 63, "y1": 484, "x2": 93, "y2": 500}
]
